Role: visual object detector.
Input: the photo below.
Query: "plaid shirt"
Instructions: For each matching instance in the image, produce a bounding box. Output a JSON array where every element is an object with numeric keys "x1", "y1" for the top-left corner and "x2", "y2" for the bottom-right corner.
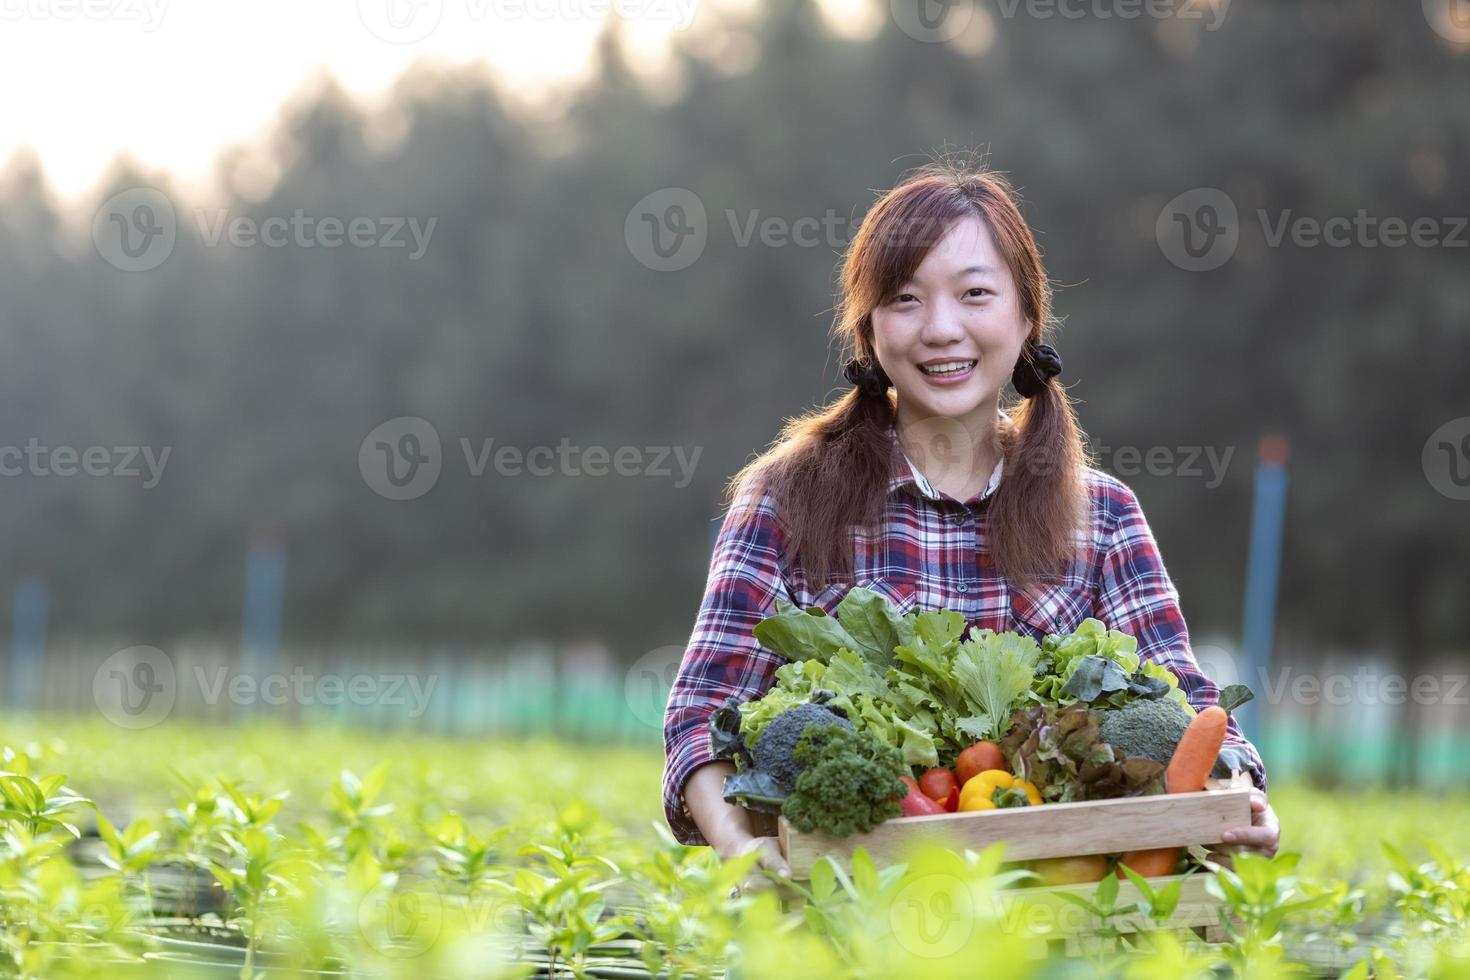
[{"x1": 661, "y1": 424, "x2": 1268, "y2": 846}]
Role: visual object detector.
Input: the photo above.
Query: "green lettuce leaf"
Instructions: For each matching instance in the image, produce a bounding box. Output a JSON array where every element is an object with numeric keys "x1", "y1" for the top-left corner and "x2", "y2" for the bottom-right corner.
[
  {"x1": 950, "y1": 629, "x2": 1042, "y2": 743},
  {"x1": 752, "y1": 600, "x2": 859, "y2": 663},
  {"x1": 835, "y1": 587, "x2": 915, "y2": 667}
]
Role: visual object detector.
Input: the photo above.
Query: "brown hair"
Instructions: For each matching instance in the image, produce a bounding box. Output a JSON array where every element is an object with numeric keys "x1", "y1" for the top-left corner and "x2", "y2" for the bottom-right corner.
[{"x1": 723, "y1": 158, "x2": 1089, "y2": 591}]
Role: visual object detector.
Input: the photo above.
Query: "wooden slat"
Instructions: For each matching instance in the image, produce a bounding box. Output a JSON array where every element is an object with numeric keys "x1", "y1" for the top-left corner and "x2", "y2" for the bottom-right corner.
[
  {"x1": 778, "y1": 785, "x2": 1251, "y2": 879},
  {"x1": 1004, "y1": 873, "x2": 1223, "y2": 939}
]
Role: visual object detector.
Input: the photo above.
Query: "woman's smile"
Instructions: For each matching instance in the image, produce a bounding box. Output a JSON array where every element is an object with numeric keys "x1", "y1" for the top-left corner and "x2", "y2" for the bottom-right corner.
[{"x1": 916, "y1": 357, "x2": 978, "y2": 385}]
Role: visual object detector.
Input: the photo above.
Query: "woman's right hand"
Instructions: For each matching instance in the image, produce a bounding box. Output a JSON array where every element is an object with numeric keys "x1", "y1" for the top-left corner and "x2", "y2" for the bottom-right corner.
[{"x1": 720, "y1": 832, "x2": 791, "y2": 893}]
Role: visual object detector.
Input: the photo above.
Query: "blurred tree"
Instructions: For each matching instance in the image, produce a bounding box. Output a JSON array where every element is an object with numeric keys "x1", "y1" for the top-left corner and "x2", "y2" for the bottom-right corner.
[{"x1": 0, "y1": 0, "x2": 1464, "y2": 666}]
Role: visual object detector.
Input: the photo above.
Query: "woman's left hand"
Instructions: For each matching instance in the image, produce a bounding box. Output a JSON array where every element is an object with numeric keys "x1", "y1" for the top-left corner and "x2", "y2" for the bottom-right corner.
[{"x1": 1209, "y1": 788, "x2": 1279, "y2": 863}]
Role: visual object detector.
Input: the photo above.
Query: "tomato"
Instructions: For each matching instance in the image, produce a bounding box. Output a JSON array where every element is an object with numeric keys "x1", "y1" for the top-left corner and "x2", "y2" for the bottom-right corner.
[
  {"x1": 898, "y1": 776, "x2": 947, "y2": 817},
  {"x1": 955, "y1": 741, "x2": 1007, "y2": 787},
  {"x1": 1029, "y1": 855, "x2": 1110, "y2": 886},
  {"x1": 918, "y1": 768, "x2": 959, "y2": 811}
]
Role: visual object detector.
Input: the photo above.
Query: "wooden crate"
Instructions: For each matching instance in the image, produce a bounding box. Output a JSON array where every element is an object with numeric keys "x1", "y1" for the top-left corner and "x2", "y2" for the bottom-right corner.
[
  {"x1": 778, "y1": 776, "x2": 1252, "y2": 879},
  {"x1": 1004, "y1": 872, "x2": 1232, "y2": 956},
  {"x1": 773, "y1": 774, "x2": 1250, "y2": 952}
]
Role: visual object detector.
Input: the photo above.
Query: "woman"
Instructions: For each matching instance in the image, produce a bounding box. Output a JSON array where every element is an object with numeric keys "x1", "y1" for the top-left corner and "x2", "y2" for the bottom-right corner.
[{"x1": 661, "y1": 162, "x2": 1279, "y2": 878}]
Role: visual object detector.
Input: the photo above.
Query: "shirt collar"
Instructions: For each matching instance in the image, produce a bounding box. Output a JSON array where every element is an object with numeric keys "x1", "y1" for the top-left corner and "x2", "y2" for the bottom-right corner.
[{"x1": 887, "y1": 415, "x2": 1007, "y2": 503}]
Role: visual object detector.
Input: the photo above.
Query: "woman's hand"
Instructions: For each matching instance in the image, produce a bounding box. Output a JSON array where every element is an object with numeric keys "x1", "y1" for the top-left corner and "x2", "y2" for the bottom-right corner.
[
  {"x1": 683, "y1": 761, "x2": 791, "y2": 893},
  {"x1": 1208, "y1": 788, "x2": 1279, "y2": 865},
  {"x1": 720, "y1": 832, "x2": 791, "y2": 894}
]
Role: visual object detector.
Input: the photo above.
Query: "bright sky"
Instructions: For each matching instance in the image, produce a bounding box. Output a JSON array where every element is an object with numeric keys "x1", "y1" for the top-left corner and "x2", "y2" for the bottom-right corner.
[{"x1": 1, "y1": 0, "x2": 866, "y2": 204}]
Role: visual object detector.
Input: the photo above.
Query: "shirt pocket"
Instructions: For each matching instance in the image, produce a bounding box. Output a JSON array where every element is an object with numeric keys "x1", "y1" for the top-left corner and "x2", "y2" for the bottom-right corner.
[
  {"x1": 805, "y1": 575, "x2": 920, "y2": 619},
  {"x1": 1007, "y1": 579, "x2": 1094, "y2": 643}
]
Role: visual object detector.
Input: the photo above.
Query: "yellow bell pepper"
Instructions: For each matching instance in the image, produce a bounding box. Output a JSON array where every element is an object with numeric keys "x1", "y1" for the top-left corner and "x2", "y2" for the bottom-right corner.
[{"x1": 958, "y1": 769, "x2": 1042, "y2": 811}]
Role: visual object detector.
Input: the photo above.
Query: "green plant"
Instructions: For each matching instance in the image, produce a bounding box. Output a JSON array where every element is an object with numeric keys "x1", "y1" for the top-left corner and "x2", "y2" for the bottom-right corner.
[{"x1": 1206, "y1": 851, "x2": 1335, "y2": 975}]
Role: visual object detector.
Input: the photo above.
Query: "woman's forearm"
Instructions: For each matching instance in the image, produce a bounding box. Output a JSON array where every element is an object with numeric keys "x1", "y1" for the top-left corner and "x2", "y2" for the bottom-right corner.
[{"x1": 683, "y1": 760, "x2": 756, "y2": 853}]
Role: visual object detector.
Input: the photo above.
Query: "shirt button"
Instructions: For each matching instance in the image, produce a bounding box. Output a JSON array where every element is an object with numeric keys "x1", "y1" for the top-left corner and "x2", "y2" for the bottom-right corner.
[{"x1": 956, "y1": 582, "x2": 970, "y2": 594}]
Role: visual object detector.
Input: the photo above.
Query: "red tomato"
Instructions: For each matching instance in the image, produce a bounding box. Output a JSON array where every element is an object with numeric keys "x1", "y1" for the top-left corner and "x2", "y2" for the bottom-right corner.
[
  {"x1": 955, "y1": 741, "x2": 1007, "y2": 787},
  {"x1": 918, "y1": 768, "x2": 959, "y2": 811},
  {"x1": 898, "y1": 776, "x2": 947, "y2": 817}
]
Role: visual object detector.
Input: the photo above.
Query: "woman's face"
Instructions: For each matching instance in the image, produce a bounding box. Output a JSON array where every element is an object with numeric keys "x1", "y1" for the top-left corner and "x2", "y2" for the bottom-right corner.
[{"x1": 870, "y1": 215, "x2": 1031, "y2": 432}]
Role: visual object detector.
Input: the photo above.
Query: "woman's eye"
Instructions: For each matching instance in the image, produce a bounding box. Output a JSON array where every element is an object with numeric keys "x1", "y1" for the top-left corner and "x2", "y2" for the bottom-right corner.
[
  {"x1": 891, "y1": 293, "x2": 917, "y2": 305},
  {"x1": 966, "y1": 287, "x2": 992, "y2": 298}
]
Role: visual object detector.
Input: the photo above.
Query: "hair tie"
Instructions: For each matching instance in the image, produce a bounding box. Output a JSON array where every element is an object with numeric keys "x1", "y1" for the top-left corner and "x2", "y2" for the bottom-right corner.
[
  {"x1": 843, "y1": 356, "x2": 892, "y2": 396},
  {"x1": 1011, "y1": 343, "x2": 1062, "y2": 398}
]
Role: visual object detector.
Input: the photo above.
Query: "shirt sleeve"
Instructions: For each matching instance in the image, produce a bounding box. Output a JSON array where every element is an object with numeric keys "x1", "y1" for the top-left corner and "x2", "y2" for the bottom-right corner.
[
  {"x1": 661, "y1": 489, "x2": 792, "y2": 846},
  {"x1": 1093, "y1": 476, "x2": 1268, "y2": 792}
]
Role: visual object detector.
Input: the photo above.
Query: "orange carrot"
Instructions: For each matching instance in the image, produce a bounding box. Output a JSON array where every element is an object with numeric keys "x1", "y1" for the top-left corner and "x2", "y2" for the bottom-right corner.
[
  {"x1": 1165, "y1": 705, "x2": 1228, "y2": 794},
  {"x1": 1117, "y1": 705, "x2": 1229, "y2": 879},
  {"x1": 1116, "y1": 846, "x2": 1180, "y2": 878}
]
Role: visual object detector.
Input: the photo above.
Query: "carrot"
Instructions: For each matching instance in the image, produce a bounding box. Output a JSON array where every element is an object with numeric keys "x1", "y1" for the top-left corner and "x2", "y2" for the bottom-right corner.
[
  {"x1": 1165, "y1": 705, "x2": 1228, "y2": 794},
  {"x1": 1117, "y1": 705, "x2": 1230, "y2": 879},
  {"x1": 1116, "y1": 846, "x2": 1180, "y2": 878}
]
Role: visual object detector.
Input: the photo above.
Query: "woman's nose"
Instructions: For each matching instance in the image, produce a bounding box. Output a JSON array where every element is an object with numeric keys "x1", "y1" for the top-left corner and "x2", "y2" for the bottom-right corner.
[{"x1": 918, "y1": 310, "x2": 968, "y2": 346}]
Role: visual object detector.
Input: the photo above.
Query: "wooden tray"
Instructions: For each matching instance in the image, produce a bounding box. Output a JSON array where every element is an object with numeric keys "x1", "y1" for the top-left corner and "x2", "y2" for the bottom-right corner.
[{"x1": 778, "y1": 775, "x2": 1252, "y2": 879}]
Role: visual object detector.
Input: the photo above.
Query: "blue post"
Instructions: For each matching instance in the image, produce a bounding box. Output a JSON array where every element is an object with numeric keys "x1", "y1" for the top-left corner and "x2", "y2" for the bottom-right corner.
[
  {"x1": 9, "y1": 576, "x2": 49, "y2": 711},
  {"x1": 240, "y1": 524, "x2": 286, "y2": 718},
  {"x1": 1239, "y1": 435, "x2": 1289, "y2": 738}
]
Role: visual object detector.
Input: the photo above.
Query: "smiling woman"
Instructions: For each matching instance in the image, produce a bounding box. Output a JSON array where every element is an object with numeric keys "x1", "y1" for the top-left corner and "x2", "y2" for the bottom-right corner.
[{"x1": 661, "y1": 157, "x2": 1277, "y2": 877}]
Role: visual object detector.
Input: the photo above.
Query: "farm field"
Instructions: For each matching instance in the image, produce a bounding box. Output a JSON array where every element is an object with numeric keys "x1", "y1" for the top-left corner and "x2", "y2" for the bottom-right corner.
[{"x1": 0, "y1": 716, "x2": 1467, "y2": 978}]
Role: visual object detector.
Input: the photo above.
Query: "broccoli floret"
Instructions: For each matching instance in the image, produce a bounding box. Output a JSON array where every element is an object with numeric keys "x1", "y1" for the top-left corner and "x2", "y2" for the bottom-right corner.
[
  {"x1": 780, "y1": 724, "x2": 906, "y2": 837},
  {"x1": 1099, "y1": 697, "x2": 1193, "y2": 766},
  {"x1": 752, "y1": 702, "x2": 854, "y2": 793}
]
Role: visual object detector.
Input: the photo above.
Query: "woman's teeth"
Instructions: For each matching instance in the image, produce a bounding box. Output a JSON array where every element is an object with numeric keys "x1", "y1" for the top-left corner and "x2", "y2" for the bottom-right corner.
[{"x1": 919, "y1": 360, "x2": 977, "y2": 376}]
